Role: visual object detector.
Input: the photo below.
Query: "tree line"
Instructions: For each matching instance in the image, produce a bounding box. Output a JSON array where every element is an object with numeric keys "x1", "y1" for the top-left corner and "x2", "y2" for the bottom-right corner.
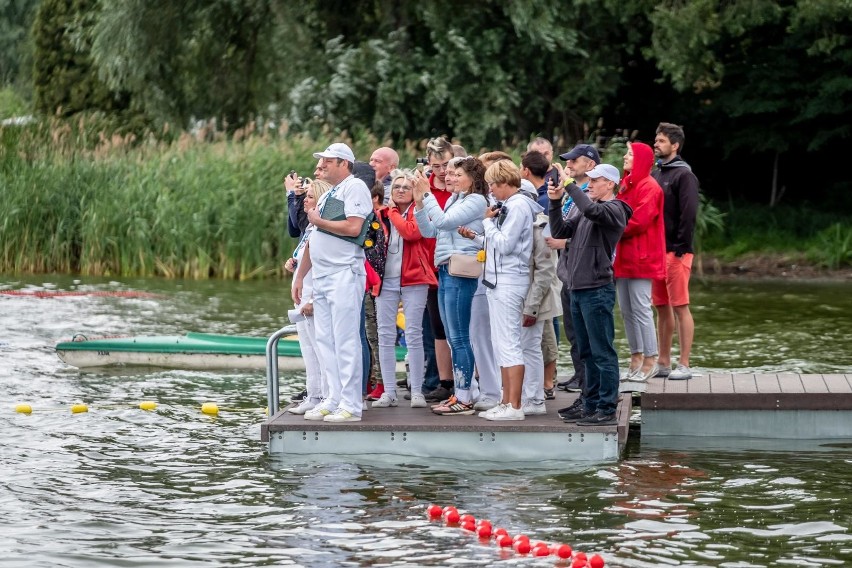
[{"x1": 2, "y1": 0, "x2": 851, "y2": 208}]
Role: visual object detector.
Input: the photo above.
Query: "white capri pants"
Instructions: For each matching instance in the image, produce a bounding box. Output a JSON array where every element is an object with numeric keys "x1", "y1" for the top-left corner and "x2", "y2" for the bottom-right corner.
[
  {"x1": 470, "y1": 289, "x2": 501, "y2": 402},
  {"x1": 616, "y1": 278, "x2": 658, "y2": 356},
  {"x1": 486, "y1": 282, "x2": 529, "y2": 368},
  {"x1": 296, "y1": 314, "x2": 329, "y2": 402},
  {"x1": 521, "y1": 320, "x2": 545, "y2": 404},
  {"x1": 312, "y1": 266, "x2": 366, "y2": 416},
  {"x1": 375, "y1": 277, "x2": 428, "y2": 398}
]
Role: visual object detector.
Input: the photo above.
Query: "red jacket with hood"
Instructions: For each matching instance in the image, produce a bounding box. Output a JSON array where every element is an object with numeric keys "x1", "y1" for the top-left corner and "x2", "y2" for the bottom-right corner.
[
  {"x1": 614, "y1": 142, "x2": 666, "y2": 280},
  {"x1": 387, "y1": 203, "x2": 438, "y2": 288}
]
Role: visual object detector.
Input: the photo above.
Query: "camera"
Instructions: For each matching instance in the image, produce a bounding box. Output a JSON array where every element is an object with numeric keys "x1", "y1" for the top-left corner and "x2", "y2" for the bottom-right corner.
[
  {"x1": 415, "y1": 157, "x2": 429, "y2": 165},
  {"x1": 490, "y1": 201, "x2": 503, "y2": 212}
]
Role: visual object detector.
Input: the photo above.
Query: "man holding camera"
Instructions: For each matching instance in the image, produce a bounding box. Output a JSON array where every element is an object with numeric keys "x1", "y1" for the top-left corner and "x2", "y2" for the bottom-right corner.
[
  {"x1": 292, "y1": 142, "x2": 372, "y2": 423},
  {"x1": 547, "y1": 164, "x2": 632, "y2": 426}
]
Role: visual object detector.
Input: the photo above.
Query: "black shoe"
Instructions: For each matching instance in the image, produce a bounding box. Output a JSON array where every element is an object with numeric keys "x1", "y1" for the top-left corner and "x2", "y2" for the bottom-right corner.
[
  {"x1": 577, "y1": 411, "x2": 617, "y2": 426},
  {"x1": 544, "y1": 387, "x2": 555, "y2": 400},
  {"x1": 424, "y1": 386, "x2": 453, "y2": 402},
  {"x1": 557, "y1": 376, "x2": 582, "y2": 392},
  {"x1": 560, "y1": 406, "x2": 590, "y2": 423},
  {"x1": 557, "y1": 397, "x2": 583, "y2": 417},
  {"x1": 403, "y1": 393, "x2": 411, "y2": 400},
  {"x1": 291, "y1": 389, "x2": 307, "y2": 402}
]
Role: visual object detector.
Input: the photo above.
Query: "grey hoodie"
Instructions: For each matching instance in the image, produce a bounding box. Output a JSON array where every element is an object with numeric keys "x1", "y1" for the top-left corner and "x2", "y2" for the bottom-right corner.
[
  {"x1": 548, "y1": 183, "x2": 632, "y2": 291},
  {"x1": 483, "y1": 191, "x2": 544, "y2": 286}
]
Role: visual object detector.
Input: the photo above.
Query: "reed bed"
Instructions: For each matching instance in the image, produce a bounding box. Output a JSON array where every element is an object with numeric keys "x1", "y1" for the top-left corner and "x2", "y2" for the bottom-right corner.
[{"x1": 0, "y1": 119, "x2": 393, "y2": 279}]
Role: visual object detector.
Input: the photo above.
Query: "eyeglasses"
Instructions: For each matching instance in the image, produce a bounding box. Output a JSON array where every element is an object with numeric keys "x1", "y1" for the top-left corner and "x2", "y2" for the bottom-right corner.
[{"x1": 392, "y1": 184, "x2": 412, "y2": 192}]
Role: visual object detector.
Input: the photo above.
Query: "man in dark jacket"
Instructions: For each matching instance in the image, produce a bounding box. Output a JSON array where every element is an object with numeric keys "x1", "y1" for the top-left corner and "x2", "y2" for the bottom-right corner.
[
  {"x1": 651, "y1": 123, "x2": 699, "y2": 381},
  {"x1": 547, "y1": 164, "x2": 632, "y2": 426}
]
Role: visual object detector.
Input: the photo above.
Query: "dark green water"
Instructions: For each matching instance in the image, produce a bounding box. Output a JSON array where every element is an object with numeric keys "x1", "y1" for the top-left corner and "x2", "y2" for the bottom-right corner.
[{"x1": 1, "y1": 275, "x2": 850, "y2": 566}]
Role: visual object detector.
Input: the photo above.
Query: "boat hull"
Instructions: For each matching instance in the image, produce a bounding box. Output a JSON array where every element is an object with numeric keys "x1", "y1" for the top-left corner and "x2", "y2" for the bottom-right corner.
[{"x1": 56, "y1": 332, "x2": 408, "y2": 372}]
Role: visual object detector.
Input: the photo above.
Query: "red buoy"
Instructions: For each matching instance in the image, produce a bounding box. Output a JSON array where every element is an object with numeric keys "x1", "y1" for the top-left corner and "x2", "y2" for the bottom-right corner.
[
  {"x1": 427, "y1": 505, "x2": 442, "y2": 518},
  {"x1": 512, "y1": 534, "x2": 530, "y2": 544},
  {"x1": 442, "y1": 505, "x2": 458, "y2": 515},
  {"x1": 477, "y1": 525, "x2": 492, "y2": 538},
  {"x1": 444, "y1": 510, "x2": 460, "y2": 524},
  {"x1": 556, "y1": 544, "x2": 573, "y2": 559},
  {"x1": 533, "y1": 544, "x2": 550, "y2": 556},
  {"x1": 572, "y1": 558, "x2": 587, "y2": 568},
  {"x1": 459, "y1": 514, "x2": 475, "y2": 524},
  {"x1": 497, "y1": 534, "x2": 513, "y2": 547},
  {"x1": 494, "y1": 527, "x2": 508, "y2": 538},
  {"x1": 462, "y1": 519, "x2": 476, "y2": 532},
  {"x1": 590, "y1": 553, "x2": 605, "y2": 568}
]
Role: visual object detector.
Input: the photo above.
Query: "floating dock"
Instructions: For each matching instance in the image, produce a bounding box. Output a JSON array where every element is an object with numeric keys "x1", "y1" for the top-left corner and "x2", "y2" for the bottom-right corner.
[
  {"x1": 261, "y1": 374, "x2": 852, "y2": 462},
  {"x1": 641, "y1": 373, "x2": 852, "y2": 439},
  {"x1": 262, "y1": 392, "x2": 631, "y2": 462}
]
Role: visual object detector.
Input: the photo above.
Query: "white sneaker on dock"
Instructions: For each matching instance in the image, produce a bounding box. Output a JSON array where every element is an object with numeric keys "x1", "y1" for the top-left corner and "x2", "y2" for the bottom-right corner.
[
  {"x1": 372, "y1": 393, "x2": 398, "y2": 408},
  {"x1": 288, "y1": 398, "x2": 318, "y2": 415},
  {"x1": 485, "y1": 404, "x2": 525, "y2": 421}
]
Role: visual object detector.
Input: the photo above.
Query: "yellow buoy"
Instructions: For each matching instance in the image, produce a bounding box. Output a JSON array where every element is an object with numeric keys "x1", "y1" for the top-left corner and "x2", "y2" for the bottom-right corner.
[
  {"x1": 396, "y1": 311, "x2": 406, "y2": 330},
  {"x1": 139, "y1": 401, "x2": 158, "y2": 411},
  {"x1": 201, "y1": 402, "x2": 219, "y2": 416},
  {"x1": 71, "y1": 403, "x2": 89, "y2": 414},
  {"x1": 15, "y1": 404, "x2": 32, "y2": 414}
]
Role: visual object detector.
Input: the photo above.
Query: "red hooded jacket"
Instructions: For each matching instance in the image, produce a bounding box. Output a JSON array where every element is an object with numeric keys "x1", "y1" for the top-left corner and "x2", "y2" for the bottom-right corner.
[
  {"x1": 614, "y1": 142, "x2": 666, "y2": 280},
  {"x1": 387, "y1": 203, "x2": 438, "y2": 288}
]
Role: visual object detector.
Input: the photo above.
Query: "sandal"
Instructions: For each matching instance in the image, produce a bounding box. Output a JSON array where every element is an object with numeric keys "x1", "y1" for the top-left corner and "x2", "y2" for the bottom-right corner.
[{"x1": 431, "y1": 395, "x2": 475, "y2": 416}]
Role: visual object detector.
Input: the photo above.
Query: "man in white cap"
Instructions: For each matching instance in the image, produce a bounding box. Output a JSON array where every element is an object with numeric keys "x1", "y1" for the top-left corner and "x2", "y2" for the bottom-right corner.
[
  {"x1": 292, "y1": 142, "x2": 373, "y2": 422},
  {"x1": 547, "y1": 163, "x2": 632, "y2": 427}
]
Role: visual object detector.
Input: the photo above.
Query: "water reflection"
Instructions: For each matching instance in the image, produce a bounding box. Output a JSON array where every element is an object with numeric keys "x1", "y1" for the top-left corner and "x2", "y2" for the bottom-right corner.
[{"x1": 1, "y1": 275, "x2": 851, "y2": 566}]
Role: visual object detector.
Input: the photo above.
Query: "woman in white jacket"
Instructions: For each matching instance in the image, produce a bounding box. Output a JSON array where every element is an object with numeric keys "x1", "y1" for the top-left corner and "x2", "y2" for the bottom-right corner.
[{"x1": 480, "y1": 161, "x2": 543, "y2": 421}]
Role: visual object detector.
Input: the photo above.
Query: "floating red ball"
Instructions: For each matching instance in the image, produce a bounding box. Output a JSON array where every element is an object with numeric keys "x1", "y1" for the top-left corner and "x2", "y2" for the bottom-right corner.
[
  {"x1": 589, "y1": 553, "x2": 605, "y2": 568},
  {"x1": 427, "y1": 505, "x2": 442, "y2": 518},
  {"x1": 572, "y1": 558, "x2": 587, "y2": 568},
  {"x1": 444, "y1": 510, "x2": 460, "y2": 524},
  {"x1": 575, "y1": 552, "x2": 588, "y2": 562},
  {"x1": 497, "y1": 534, "x2": 513, "y2": 547},
  {"x1": 462, "y1": 520, "x2": 476, "y2": 532},
  {"x1": 514, "y1": 540, "x2": 531, "y2": 554},
  {"x1": 533, "y1": 544, "x2": 550, "y2": 557},
  {"x1": 459, "y1": 514, "x2": 475, "y2": 524},
  {"x1": 556, "y1": 544, "x2": 573, "y2": 559},
  {"x1": 494, "y1": 527, "x2": 508, "y2": 537},
  {"x1": 512, "y1": 534, "x2": 530, "y2": 544},
  {"x1": 477, "y1": 525, "x2": 492, "y2": 538},
  {"x1": 476, "y1": 519, "x2": 492, "y2": 529},
  {"x1": 442, "y1": 505, "x2": 457, "y2": 515}
]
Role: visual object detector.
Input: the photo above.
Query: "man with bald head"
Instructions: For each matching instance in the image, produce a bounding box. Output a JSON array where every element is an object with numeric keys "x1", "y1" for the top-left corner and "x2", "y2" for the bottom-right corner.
[{"x1": 369, "y1": 146, "x2": 400, "y2": 205}]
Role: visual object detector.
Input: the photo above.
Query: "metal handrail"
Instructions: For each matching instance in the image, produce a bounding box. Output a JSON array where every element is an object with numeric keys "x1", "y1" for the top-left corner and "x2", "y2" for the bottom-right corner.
[{"x1": 265, "y1": 325, "x2": 297, "y2": 415}]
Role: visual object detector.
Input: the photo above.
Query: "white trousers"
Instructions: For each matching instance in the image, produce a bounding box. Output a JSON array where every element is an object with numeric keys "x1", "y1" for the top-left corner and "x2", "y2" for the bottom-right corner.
[
  {"x1": 470, "y1": 292, "x2": 501, "y2": 401},
  {"x1": 521, "y1": 320, "x2": 545, "y2": 404},
  {"x1": 296, "y1": 316, "x2": 328, "y2": 401},
  {"x1": 312, "y1": 267, "x2": 366, "y2": 415},
  {"x1": 375, "y1": 277, "x2": 428, "y2": 398},
  {"x1": 486, "y1": 282, "x2": 529, "y2": 368},
  {"x1": 616, "y1": 278, "x2": 658, "y2": 356}
]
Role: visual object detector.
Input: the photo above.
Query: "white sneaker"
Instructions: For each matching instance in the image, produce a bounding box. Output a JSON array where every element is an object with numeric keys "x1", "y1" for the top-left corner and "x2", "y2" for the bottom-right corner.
[
  {"x1": 288, "y1": 398, "x2": 319, "y2": 415},
  {"x1": 521, "y1": 401, "x2": 547, "y2": 415},
  {"x1": 478, "y1": 403, "x2": 505, "y2": 418},
  {"x1": 372, "y1": 393, "x2": 398, "y2": 408},
  {"x1": 410, "y1": 393, "x2": 427, "y2": 408},
  {"x1": 362, "y1": 400, "x2": 369, "y2": 411},
  {"x1": 304, "y1": 405, "x2": 333, "y2": 421},
  {"x1": 621, "y1": 368, "x2": 640, "y2": 380},
  {"x1": 323, "y1": 408, "x2": 361, "y2": 422},
  {"x1": 669, "y1": 364, "x2": 693, "y2": 380},
  {"x1": 473, "y1": 398, "x2": 499, "y2": 411},
  {"x1": 485, "y1": 404, "x2": 525, "y2": 421}
]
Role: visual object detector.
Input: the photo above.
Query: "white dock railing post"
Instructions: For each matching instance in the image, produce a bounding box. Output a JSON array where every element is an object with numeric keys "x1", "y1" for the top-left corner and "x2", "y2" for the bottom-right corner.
[{"x1": 265, "y1": 326, "x2": 293, "y2": 415}]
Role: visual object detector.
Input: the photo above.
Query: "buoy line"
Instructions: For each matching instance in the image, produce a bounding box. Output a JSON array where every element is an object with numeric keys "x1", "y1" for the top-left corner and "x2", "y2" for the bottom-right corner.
[
  {"x1": 426, "y1": 504, "x2": 606, "y2": 566},
  {"x1": 12, "y1": 402, "x2": 267, "y2": 415}
]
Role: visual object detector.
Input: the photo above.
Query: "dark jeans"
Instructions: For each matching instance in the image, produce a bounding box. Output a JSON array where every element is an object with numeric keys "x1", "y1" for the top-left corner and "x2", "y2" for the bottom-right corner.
[
  {"x1": 570, "y1": 283, "x2": 619, "y2": 415},
  {"x1": 421, "y1": 308, "x2": 439, "y2": 392},
  {"x1": 560, "y1": 284, "x2": 586, "y2": 387}
]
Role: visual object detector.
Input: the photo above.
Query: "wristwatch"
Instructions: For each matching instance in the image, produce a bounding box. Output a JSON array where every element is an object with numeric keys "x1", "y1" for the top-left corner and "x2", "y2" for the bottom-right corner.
[{"x1": 561, "y1": 177, "x2": 575, "y2": 188}]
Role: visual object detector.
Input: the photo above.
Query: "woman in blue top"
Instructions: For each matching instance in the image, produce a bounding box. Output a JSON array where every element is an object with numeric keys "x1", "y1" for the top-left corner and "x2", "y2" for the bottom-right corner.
[{"x1": 413, "y1": 156, "x2": 488, "y2": 415}]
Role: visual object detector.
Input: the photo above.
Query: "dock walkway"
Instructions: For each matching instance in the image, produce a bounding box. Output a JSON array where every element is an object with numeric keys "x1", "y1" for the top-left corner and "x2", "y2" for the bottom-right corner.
[
  {"x1": 640, "y1": 373, "x2": 852, "y2": 438},
  {"x1": 263, "y1": 392, "x2": 631, "y2": 462}
]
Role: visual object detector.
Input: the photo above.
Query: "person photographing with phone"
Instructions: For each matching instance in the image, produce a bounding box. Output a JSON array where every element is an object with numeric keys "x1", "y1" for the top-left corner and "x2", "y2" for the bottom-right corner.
[{"x1": 547, "y1": 164, "x2": 632, "y2": 426}]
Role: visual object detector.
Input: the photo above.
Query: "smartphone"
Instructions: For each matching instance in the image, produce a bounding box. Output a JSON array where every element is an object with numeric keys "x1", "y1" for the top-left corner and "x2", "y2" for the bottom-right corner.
[{"x1": 415, "y1": 163, "x2": 424, "y2": 174}]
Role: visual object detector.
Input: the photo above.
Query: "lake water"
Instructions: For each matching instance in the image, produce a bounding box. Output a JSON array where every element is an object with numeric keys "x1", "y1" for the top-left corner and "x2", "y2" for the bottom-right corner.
[{"x1": 1, "y1": 275, "x2": 851, "y2": 566}]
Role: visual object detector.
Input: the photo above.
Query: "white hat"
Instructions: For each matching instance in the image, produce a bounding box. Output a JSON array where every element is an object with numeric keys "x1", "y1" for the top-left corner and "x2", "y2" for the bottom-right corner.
[
  {"x1": 313, "y1": 142, "x2": 356, "y2": 163},
  {"x1": 586, "y1": 163, "x2": 621, "y2": 184}
]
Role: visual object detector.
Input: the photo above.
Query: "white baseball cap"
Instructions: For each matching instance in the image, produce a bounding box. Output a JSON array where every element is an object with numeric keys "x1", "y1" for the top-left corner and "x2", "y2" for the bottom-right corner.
[
  {"x1": 313, "y1": 142, "x2": 356, "y2": 163},
  {"x1": 586, "y1": 163, "x2": 621, "y2": 184}
]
